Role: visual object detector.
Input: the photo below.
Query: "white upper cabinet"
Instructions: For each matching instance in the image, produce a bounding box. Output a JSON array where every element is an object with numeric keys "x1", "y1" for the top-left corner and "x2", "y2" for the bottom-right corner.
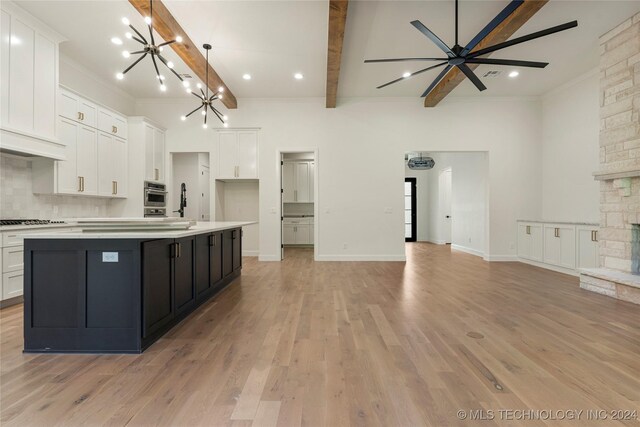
[
  {"x1": 97, "y1": 132, "x2": 127, "y2": 198},
  {"x1": 132, "y1": 120, "x2": 165, "y2": 183},
  {"x1": 282, "y1": 160, "x2": 314, "y2": 203},
  {"x1": 0, "y1": 2, "x2": 65, "y2": 159},
  {"x1": 217, "y1": 130, "x2": 258, "y2": 179},
  {"x1": 97, "y1": 107, "x2": 127, "y2": 140},
  {"x1": 60, "y1": 88, "x2": 97, "y2": 128},
  {"x1": 32, "y1": 88, "x2": 129, "y2": 198}
]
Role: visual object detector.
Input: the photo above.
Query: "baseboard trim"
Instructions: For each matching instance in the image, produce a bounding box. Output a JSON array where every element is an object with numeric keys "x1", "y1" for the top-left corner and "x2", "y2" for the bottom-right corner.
[
  {"x1": 315, "y1": 255, "x2": 406, "y2": 262},
  {"x1": 258, "y1": 255, "x2": 281, "y2": 262},
  {"x1": 517, "y1": 258, "x2": 579, "y2": 277},
  {"x1": 424, "y1": 239, "x2": 448, "y2": 245},
  {"x1": 450, "y1": 244, "x2": 484, "y2": 258},
  {"x1": 483, "y1": 254, "x2": 518, "y2": 262},
  {"x1": 242, "y1": 250, "x2": 259, "y2": 257}
]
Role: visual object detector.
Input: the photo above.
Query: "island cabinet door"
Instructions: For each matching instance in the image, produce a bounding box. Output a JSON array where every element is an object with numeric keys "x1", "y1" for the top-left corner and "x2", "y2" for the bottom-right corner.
[
  {"x1": 174, "y1": 236, "x2": 196, "y2": 315},
  {"x1": 142, "y1": 239, "x2": 174, "y2": 338},
  {"x1": 210, "y1": 232, "x2": 223, "y2": 285},
  {"x1": 232, "y1": 228, "x2": 242, "y2": 272},
  {"x1": 195, "y1": 233, "x2": 212, "y2": 299},
  {"x1": 222, "y1": 230, "x2": 234, "y2": 277}
]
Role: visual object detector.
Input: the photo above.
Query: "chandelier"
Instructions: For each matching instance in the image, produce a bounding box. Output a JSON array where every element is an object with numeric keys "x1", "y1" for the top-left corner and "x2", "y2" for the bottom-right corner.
[
  {"x1": 115, "y1": 0, "x2": 186, "y2": 92},
  {"x1": 180, "y1": 44, "x2": 228, "y2": 129}
]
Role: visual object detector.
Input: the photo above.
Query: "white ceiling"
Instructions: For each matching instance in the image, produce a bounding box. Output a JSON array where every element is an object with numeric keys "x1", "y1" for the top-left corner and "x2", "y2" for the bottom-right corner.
[{"x1": 14, "y1": 0, "x2": 640, "y2": 100}]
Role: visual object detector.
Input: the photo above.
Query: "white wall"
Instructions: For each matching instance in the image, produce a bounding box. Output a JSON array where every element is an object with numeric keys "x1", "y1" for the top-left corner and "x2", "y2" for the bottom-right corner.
[
  {"x1": 216, "y1": 181, "x2": 260, "y2": 256},
  {"x1": 541, "y1": 69, "x2": 600, "y2": 223},
  {"x1": 136, "y1": 96, "x2": 542, "y2": 261},
  {"x1": 405, "y1": 152, "x2": 488, "y2": 257},
  {"x1": 59, "y1": 54, "x2": 135, "y2": 115}
]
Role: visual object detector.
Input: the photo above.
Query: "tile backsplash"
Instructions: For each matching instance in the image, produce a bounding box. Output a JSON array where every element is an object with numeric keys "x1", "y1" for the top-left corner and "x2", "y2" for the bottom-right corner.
[{"x1": 0, "y1": 154, "x2": 111, "y2": 219}]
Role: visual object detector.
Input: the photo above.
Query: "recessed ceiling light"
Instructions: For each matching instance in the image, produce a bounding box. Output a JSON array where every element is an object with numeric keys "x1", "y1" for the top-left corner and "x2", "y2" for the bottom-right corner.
[
  {"x1": 508, "y1": 70, "x2": 519, "y2": 78},
  {"x1": 242, "y1": 74, "x2": 252, "y2": 80},
  {"x1": 294, "y1": 73, "x2": 304, "y2": 80},
  {"x1": 402, "y1": 71, "x2": 411, "y2": 78},
  {"x1": 111, "y1": 37, "x2": 123, "y2": 45}
]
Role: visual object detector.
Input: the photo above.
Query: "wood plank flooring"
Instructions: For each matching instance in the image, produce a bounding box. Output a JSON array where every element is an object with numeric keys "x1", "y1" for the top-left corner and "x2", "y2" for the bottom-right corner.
[{"x1": 1, "y1": 244, "x2": 639, "y2": 426}]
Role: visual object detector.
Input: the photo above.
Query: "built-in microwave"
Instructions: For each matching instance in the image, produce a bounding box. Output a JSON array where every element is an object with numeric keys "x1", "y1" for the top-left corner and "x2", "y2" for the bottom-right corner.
[{"x1": 144, "y1": 181, "x2": 167, "y2": 207}]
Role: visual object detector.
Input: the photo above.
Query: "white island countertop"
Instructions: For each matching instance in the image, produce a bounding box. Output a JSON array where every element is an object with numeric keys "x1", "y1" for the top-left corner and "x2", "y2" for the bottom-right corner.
[{"x1": 23, "y1": 221, "x2": 256, "y2": 239}]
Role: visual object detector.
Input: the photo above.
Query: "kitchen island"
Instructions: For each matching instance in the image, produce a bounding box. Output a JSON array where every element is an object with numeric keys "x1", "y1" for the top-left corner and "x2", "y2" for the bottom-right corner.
[{"x1": 23, "y1": 221, "x2": 253, "y2": 353}]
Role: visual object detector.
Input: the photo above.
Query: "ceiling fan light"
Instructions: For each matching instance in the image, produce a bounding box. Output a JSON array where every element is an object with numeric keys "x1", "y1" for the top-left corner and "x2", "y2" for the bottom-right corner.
[
  {"x1": 242, "y1": 74, "x2": 251, "y2": 80},
  {"x1": 402, "y1": 72, "x2": 411, "y2": 78},
  {"x1": 122, "y1": 51, "x2": 130, "y2": 58},
  {"x1": 160, "y1": 84, "x2": 167, "y2": 92},
  {"x1": 182, "y1": 81, "x2": 190, "y2": 88},
  {"x1": 185, "y1": 88, "x2": 191, "y2": 94},
  {"x1": 201, "y1": 110, "x2": 206, "y2": 116},
  {"x1": 125, "y1": 32, "x2": 133, "y2": 39},
  {"x1": 144, "y1": 16, "x2": 152, "y2": 25},
  {"x1": 111, "y1": 37, "x2": 123, "y2": 45},
  {"x1": 116, "y1": 72, "x2": 124, "y2": 80},
  {"x1": 218, "y1": 86, "x2": 224, "y2": 92},
  {"x1": 223, "y1": 123, "x2": 229, "y2": 128},
  {"x1": 180, "y1": 116, "x2": 186, "y2": 121},
  {"x1": 508, "y1": 70, "x2": 519, "y2": 78},
  {"x1": 218, "y1": 94, "x2": 223, "y2": 99},
  {"x1": 222, "y1": 115, "x2": 228, "y2": 121},
  {"x1": 176, "y1": 36, "x2": 183, "y2": 43},
  {"x1": 121, "y1": 17, "x2": 130, "y2": 26},
  {"x1": 203, "y1": 123, "x2": 208, "y2": 129},
  {"x1": 294, "y1": 72, "x2": 304, "y2": 80},
  {"x1": 196, "y1": 83, "x2": 202, "y2": 89},
  {"x1": 167, "y1": 61, "x2": 174, "y2": 69}
]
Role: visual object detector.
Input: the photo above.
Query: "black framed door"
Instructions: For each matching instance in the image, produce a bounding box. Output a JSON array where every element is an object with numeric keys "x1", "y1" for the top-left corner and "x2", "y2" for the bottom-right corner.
[{"x1": 405, "y1": 178, "x2": 417, "y2": 242}]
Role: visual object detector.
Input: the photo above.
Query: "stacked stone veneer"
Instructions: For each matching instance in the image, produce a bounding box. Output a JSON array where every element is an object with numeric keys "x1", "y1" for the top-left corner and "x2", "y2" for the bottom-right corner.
[{"x1": 580, "y1": 12, "x2": 640, "y2": 304}]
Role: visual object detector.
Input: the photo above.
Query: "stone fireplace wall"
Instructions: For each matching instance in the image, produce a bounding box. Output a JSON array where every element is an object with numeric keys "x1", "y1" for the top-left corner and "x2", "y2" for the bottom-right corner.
[{"x1": 597, "y1": 12, "x2": 640, "y2": 275}]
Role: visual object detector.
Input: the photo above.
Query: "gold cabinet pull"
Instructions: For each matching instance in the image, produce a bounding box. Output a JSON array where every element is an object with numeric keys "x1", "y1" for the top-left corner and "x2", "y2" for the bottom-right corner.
[
  {"x1": 591, "y1": 230, "x2": 598, "y2": 242},
  {"x1": 526, "y1": 225, "x2": 531, "y2": 235},
  {"x1": 554, "y1": 227, "x2": 560, "y2": 238},
  {"x1": 77, "y1": 112, "x2": 82, "y2": 121},
  {"x1": 78, "y1": 176, "x2": 82, "y2": 192},
  {"x1": 112, "y1": 181, "x2": 116, "y2": 195}
]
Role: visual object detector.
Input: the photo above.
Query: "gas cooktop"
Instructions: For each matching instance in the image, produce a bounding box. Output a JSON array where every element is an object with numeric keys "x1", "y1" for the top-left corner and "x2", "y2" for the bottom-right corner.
[{"x1": 0, "y1": 219, "x2": 66, "y2": 226}]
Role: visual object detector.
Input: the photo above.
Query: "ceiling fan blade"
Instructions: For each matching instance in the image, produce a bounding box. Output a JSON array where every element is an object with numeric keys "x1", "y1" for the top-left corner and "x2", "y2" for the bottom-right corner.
[
  {"x1": 410, "y1": 20, "x2": 455, "y2": 57},
  {"x1": 457, "y1": 63, "x2": 487, "y2": 91},
  {"x1": 465, "y1": 58, "x2": 548, "y2": 68},
  {"x1": 462, "y1": 0, "x2": 524, "y2": 56},
  {"x1": 468, "y1": 21, "x2": 578, "y2": 58},
  {"x1": 377, "y1": 62, "x2": 447, "y2": 89},
  {"x1": 365, "y1": 57, "x2": 449, "y2": 63},
  {"x1": 421, "y1": 64, "x2": 453, "y2": 97}
]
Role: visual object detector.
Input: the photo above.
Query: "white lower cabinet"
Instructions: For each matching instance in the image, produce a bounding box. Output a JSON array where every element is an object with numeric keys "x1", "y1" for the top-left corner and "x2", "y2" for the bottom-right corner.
[
  {"x1": 283, "y1": 218, "x2": 314, "y2": 245},
  {"x1": 517, "y1": 223, "x2": 543, "y2": 262},
  {"x1": 517, "y1": 221, "x2": 599, "y2": 275},
  {"x1": 576, "y1": 226, "x2": 600, "y2": 269},
  {"x1": 2, "y1": 271, "x2": 23, "y2": 300},
  {"x1": 543, "y1": 224, "x2": 576, "y2": 270}
]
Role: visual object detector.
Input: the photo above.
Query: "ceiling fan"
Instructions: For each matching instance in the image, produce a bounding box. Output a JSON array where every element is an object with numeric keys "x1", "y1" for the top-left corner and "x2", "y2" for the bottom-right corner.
[{"x1": 364, "y1": 0, "x2": 578, "y2": 97}]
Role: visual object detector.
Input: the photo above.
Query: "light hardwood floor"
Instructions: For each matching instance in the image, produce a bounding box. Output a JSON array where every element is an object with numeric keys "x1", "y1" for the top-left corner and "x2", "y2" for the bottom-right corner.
[{"x1": 1, "y1": 244, "x2": 639, "y2": 426}]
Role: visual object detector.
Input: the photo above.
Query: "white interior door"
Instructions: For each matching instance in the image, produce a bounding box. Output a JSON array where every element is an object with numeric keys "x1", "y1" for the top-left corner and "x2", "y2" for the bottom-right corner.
[
  {"x1": 439, "y1": 168, "x2": 452, "y2": 244},
  {"x1": 282, "y1": 162, "x2": 295, "y2": 202}
]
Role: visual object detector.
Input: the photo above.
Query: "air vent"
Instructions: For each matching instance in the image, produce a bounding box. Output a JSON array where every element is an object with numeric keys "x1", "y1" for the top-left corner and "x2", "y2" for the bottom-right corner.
[
  {"x1": 179, "y1": 73, "x2": 193, "y2": 79},
  {"x1": 482, "y1": 70, "x2": 502, "y2": 78}
]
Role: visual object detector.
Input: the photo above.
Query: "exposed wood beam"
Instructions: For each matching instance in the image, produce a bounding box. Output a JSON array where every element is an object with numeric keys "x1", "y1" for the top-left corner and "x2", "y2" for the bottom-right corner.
[
  {"x1": 424, "y1": 0, "x2": 548, "y2": 108},
  {"x1": 326, "y1": 0, "x2": 349, "y2": 108},
  {"x1": 128, "y1": 0, "x2": 237, "y2": 109}
]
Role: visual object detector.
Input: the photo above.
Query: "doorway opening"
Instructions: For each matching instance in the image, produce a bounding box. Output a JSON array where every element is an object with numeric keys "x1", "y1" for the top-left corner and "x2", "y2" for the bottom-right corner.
[
  {"x1": 404, "y1": 178, "x2": 417, "y2": 242},
  {"x1": 280, "y1": 151, "x2": 316, "y2": 260},
  {"x1": 171, "y1": 153, "x2": 210, "y2": 220},
  {"x1": 404, "y1": 151, "x2": 488, "y2": 257}
]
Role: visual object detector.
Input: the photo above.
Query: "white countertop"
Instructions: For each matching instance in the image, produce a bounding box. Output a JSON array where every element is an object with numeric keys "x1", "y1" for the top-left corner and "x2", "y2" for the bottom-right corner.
[
  {"x1": 517, "y1": 219, "x2": 599, "y2": 226},
  {"x1": 0, "y1": 223, "x2": 78, "y2": 232},
  {"x1": 22, "y1": 221, "x2": 256, "y2": 239}
]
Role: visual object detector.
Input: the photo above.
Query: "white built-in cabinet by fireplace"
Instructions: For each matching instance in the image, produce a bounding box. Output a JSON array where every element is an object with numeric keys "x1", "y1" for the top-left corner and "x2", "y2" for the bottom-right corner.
[{"x1": 517, "y1": 221, "x2": 599, "y2": 276}]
